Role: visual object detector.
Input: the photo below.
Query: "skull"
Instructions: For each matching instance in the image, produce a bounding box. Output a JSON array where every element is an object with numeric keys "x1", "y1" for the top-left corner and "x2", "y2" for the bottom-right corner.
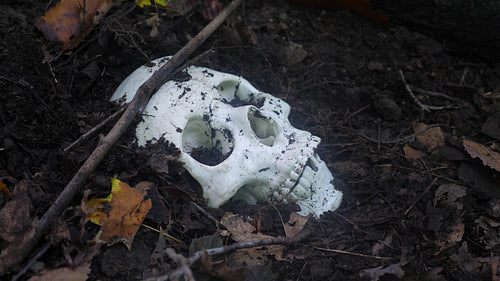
[{"x1": 110, "y1": 56, "x2": 342, "y2": 216}]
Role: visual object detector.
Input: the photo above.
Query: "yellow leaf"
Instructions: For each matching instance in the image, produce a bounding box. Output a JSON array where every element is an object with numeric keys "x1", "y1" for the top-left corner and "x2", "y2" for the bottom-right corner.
[
  {"x1": 87, "y1": 178, "x2": 152, "y2": 249},
  {"x1": 136, "y1": 0, "x2": 166, "y2": 8}
]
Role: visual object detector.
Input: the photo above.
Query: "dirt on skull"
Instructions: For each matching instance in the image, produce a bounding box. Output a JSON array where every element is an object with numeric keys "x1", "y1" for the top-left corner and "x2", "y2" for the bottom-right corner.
[{"x1": 1, "y1": 0, "x2": 500, "y2": 280}]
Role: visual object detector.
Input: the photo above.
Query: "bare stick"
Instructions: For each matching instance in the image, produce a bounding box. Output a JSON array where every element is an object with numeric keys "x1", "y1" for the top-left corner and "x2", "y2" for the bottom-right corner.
[
  {"x1": 313, "y1": 246, "x2": 397, "y2": 260},
  {"x1": 2, "y1": 0, "x2": 243, "y2": 274},
  {"x1": 64, "y1": 106, "x2": 126, "y2": 152},
  {"x1": 399, "y1": 70, "x2": 459, "y2": 112},
  {"x1": 410, "y1": 86, "x2": 462, "y2": 103},
  {"x1": 146, "y1": 229, "x2": 310, "y2": 281},
  {"x1": 359, "y1": 123, "x2": 441, "y2": 144}
]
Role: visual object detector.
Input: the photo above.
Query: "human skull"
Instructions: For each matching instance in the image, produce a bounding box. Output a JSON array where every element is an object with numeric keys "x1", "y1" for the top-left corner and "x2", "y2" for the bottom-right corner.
[{"x1": 110, "y1": 56, "x2": 342, "y2": 216}]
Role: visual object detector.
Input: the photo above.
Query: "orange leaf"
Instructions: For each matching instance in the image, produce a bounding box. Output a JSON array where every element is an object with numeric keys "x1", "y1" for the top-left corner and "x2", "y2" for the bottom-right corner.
[
  {"x1": 87, "y1": 178, "x2": 152, "y2": 249},
  {"x1": 413, "y1": 123, "x2": 444, "y2": 151},
  {"x1": 35, "y1": 0, "x2": 113, "y2": 59},
  {"x1": 0, "y1": 179, "x2": 13, "y2": 198},
  {"x1": 403, "y1": 144, "x2": 425, "y2": 160},
  {"x1": 463, "y1": 139, "x2": 500, "y2": 172}
]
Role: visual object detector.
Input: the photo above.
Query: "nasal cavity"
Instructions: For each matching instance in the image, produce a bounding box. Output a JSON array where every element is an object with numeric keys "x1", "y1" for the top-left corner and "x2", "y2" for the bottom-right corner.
[
  {"x1": 182, "y1": 116, "x2": 234, "y2": 166},
  {"x1": 248, "y1": 107, "x2": 278, "y2": 146}
]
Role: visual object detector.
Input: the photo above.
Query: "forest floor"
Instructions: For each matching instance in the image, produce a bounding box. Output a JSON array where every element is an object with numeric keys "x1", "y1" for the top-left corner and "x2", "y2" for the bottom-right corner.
[{"x1": 1, "y1": 0, "x2": 500, "y2": 280}]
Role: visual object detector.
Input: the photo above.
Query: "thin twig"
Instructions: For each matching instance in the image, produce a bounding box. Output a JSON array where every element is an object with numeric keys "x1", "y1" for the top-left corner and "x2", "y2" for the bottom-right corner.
[
  {"x1": 399, "y1": 70, "x2": 460, "y2": 112},
  {"x1": 313, "y1": 246, "x2": 397, "y2": 260},
  {"x1": 64, "y1": 106, "x2": 126, "y2": 152},
  {"x1": 359, "y1": 124, "x2": 441, "y2": 144},
  {"x1": 1, "y1": 0, "x2": 243, "y2": 274},
  {"x1": 11, "y1": 242, "x2": 51, "y2": 281},
  {"x1": 165, "y1": 248, "x2": 195, "y2": 281},
  {"x1": 404, "y1": 177, "x2": 438, "y2": 216},
  {"x1": 410, "y1": 86, "x2": 462, "y2": 102},
  {"x1": 146, "y1": 229, "x2": 310, "y2": 281}
]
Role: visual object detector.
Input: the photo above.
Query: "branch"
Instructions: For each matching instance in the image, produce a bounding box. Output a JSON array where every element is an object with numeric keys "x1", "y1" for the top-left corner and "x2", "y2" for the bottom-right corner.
[
  {"x1": 2, "y1": 0, "x2": 243, "y2": 274},
  {"x1": 146, "y1": 229, "x2": 311, "y2": 281}
]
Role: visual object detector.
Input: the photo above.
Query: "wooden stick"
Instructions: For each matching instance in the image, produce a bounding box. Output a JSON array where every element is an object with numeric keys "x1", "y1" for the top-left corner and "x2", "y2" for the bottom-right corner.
[
  {"x1": 146, "y1": 229, "x2": 310, "y2": 281},
  {"x1": 4, "y1": 0, "x2": 243, "y2": 274},
  {"x1": 63, "y1": 106, "x2": 126, "y2": 152}
]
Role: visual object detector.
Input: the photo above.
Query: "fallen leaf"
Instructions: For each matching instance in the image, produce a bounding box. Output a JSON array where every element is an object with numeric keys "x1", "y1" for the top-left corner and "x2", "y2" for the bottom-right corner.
[
  {"x1": 403, "y1": 144, "x2": 425, "y2": 160},
  {"x1": 283, "y1": 212, "x2": 309, "y2": 238},
  {"x1": 371, "y1": 233, "x2": 393, "y2": 256},
  {"x1": 200, "y1": 249, "x2": 246, "y2": 281},
  {"x1": 435, "y1": 183, "x2": 467, "y2": 210},
  {"x1": 220, "y1": 212, "x2": 284, "y2": 265},
  {"x1": 463, "y1": 139, "x2": 500, "y2": 172},
  {"x1": 359, "y1": 263, "x2": 405, "y2": 281},
  {"x1": 136, "y1": 0, "x2": 166, "y2": 8},
  {"x1": 0, "y1": 181, "x2": 33, "y2": 243},
  {"x1": 189, "y1": 234, "x2": 223, "y2": 256},
  {"x1": 413, "y1": 123, "x2": 445, "y2": 151},
  {"x1": 447, "y1": 222, "x2": 465, "y2": 244},
  {"x1": 86, "y1": 178, "x2": 152, "y2": 249},
  {"x1": 27, "y1": 262, "x2": 90, "y2": 281},
  {"x1": 35, "y1": 0, "x2": 113, "y2": 61},
  {"x1": 0, "y1": 179, "x2": 13, "y2": 198}
]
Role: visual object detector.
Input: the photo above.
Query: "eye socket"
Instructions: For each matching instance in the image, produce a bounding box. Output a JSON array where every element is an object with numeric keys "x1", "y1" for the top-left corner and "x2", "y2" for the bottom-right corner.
[
  {"x1": 216, "y1": 79, "x2": 265, "y2": 107},
  {"x1": 248, "y1": 108, "x2": 278, "y2": 146},
  {"x1": 182, "y1": 116, "x2": 234, "y2": 166}
]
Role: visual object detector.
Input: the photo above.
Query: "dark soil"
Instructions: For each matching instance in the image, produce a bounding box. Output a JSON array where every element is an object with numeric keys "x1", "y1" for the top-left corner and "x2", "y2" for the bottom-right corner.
[{"x1": 1, "y1": 0, "x2": 500, "y2": 280}]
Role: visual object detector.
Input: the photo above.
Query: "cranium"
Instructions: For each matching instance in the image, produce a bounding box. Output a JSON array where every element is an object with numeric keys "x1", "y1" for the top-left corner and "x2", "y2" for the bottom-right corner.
[{"x1": 110, "y1": 56, "x2": 342, "y2": 216}]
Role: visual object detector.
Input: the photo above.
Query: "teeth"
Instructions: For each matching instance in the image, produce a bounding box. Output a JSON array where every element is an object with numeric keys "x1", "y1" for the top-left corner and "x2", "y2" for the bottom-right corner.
[
  {"x1": 309, "y1": 154, "x2": 321, "y2": 171},
  {"x1": 292, "y1": 184, "x2": 309, "y2": 198},
  {"x1": 285, "y1": 179, "x2": 295, "y2": 189},
  {"x1": 273, "y1": 191, "x2": 283, "y2": 201},
  {"x1": 301, "y1": 166, "x2": 316, "y2": 182},
  {"x1": 293, "y1": 163, "x2": 302, "y2": 174},
  {"x1": 279, "y1": 187, "x2": 290, "y2": 195},
  {"x1": 298, "y1": 176, "x2": 311, "y2": 188},
  {"x1": 290, "y1": 171, "x2": 300, "y2": 181}
]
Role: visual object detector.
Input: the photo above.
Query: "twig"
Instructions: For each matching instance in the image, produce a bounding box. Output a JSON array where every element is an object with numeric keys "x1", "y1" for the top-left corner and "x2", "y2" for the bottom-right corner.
[
  {"x1": 313, "y1": 246, "x2": 397, "y2": 260},
  {"x1": 2, "y1": 0, "x2": 243, "y2": 274},
  {"x1": 190, "y1": 201, "x2": 220, "y2": 228},
  {"x1": 399, "y1": 70, "x2": 459, "y2": 112},
  {"x1": 404, "y1": 177, "x2": 438, "y2": 216},
  {"x1": 63, "y1": 106, "x2": 126, "y2": 152},
  {"x1": 11, "y1": 242, "x2": 51, "y2": 281},
  {"x1": 146, "y1": 229, "x2": 310, "y2": 281},
  {"x1": 410, "y1": 86, "x2": 462, "y2": 102},
  {"x1": 165, "y1": 248, "x2": 195, "y2": 281},
  {"x1": 359, "y1": 124, "x2": 441, "y2": 144}
]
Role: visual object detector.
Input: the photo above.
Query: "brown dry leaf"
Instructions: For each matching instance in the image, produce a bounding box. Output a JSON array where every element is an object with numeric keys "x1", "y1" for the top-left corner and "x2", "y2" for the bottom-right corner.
[
  {"x1": 35, "y1": 0, "x2": 113, "y2": 61},
  {"x1": 283, "y1": 212, "x2": 309, "y2": 238},
  {"x1": 200, "y1": 249, "x2": 246, "y2": 281},
  {"x1": 435, "y1": 183, "x2": 467, "y2": 210},
  {"x1": 0, "y1": 179, "x2": 13, "y2": 198},
  {"x1": 413, "y1": 123, "x2": 445, "y2": 151},
  {"x1": 86, "y1": 178, "x2": 152, "y2": 249},
  {"x1": 403, "y1": 144, "x2": 425, "y2": 160},
  {"x1": 463, "y1": 139, "x2": 500, "y2": 172},
  {"x1": 0, "y1": 181, "x2": 33, "y2": 243},
  {"x1": 27, "y1": 262, "x2": 90, "y2": 281},
  {"x1": 220, "y1": 212, "x2": 284, "y2": 265},
  {"x1": 447, "y1": 222, "x2": 465, "y2": 244}
]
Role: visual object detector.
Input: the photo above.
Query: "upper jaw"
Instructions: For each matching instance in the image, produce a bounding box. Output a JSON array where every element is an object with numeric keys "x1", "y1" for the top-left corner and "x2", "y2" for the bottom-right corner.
[{"x1": 275, "y1": 153, "x2": 342, "y2": 217}]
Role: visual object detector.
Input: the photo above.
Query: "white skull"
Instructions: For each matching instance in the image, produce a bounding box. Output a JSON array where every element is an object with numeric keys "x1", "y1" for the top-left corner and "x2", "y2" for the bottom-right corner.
[{"x1": 110, "y1": 56, "x2": 342, "y2": 216}]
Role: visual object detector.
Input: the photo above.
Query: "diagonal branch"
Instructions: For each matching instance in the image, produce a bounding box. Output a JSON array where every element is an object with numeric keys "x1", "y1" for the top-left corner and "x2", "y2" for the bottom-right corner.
[{"x1": 2, "y1": 0, "x2": 243, "y2": 275}]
